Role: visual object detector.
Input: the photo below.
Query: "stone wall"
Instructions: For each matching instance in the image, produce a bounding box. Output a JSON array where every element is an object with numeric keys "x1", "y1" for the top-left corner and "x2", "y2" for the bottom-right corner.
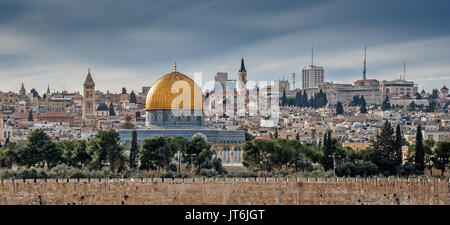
[{"x1": 0, "y1": 177, "x2": 448, "y2": 205}]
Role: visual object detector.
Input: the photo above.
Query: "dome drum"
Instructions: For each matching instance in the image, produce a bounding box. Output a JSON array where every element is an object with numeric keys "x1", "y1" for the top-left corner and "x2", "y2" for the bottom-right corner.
[{"x1": 145, "y1": 109, "x2": 204, "y2": 127}]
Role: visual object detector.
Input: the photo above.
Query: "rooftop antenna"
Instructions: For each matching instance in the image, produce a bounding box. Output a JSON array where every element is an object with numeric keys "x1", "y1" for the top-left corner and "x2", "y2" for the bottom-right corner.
[
  {"x1": 311, "y1": 46, "x2": 314, "y2": 66},
  {"x1": 292, "y1": 72, "x2": 296, "y2": 90},
  {"x1": 403, "y1": 62, "x2": 406, "y2": 81},
  {"x1": 363, "y1": 46, "x2": 367, "y2": 80}
]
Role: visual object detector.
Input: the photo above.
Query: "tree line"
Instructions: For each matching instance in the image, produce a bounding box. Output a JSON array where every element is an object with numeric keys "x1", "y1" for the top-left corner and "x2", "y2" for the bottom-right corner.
[
  {"x1": 243, "y1": 122, "x2": 449, "y2": 177},
  {"x1": 282, "y1": 89, "x2": 328, "y2": 108},
  {"x1": 0, "y1": 129, "x2": 225, "y2": 178}
]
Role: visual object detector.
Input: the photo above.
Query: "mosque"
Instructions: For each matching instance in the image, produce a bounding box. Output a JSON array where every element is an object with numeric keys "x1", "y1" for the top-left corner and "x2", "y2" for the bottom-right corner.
[{"x1": 117, "y1": 63, "x2": 245, "y2": 166}]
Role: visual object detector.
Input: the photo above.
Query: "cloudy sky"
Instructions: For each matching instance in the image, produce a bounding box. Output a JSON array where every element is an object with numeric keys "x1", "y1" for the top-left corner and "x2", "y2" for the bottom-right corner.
[{"x1": 0, "y1": 0, "x2": 449, "y2": 94}]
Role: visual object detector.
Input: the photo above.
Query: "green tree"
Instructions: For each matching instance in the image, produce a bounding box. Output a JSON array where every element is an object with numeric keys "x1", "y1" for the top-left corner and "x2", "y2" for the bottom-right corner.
[
  {"x1": 121, "y1": 115, "x2": 135, "y2": 129},
  {"x1": 408, "y1": 101, "x2": 417, "y2": 111},
  {"x1": 122, "y1": 87, "x2": 127, "y2": 94},
  {"x1": 129, "y1": 91, "x2": 137, "y2": 104},
  {"x1": 273, "y1": 139, "x2": 296, "y2": 171},
  {"x1": 109, "y1": 103, "x2": 116, "y2": 116},
  {"x1": 129, "y1": 130, "x2": 138, "y2": 170},
  {"x1": 415, "y1": 93, "x2": 422, "y2": 100},
  {"x1": 394, "y1": 124, "x2": 403, "y2": 167},
  {"x1": 295, "y1": 132, "x2": 300, "y2": 141},
  {"x1": 322, "y1": 130, "x2": 335, "y2": 171},
  {"x1": 302, "y1": 90, "x2": 308, "y2": 107},
  {"x1": 88, "y1": 130, "x2": 126, "y2": 172},
  {"x1": 381, "y1": 96, "x2": 391, "y2": 111},
  {"x1": 281, "y1": 89, "x2": 287, "y2": 106},
  {"x1": 20, "y1": 129, "x2": 62, "y2": 168},
  {"x1": 139, "y1": 136, "x2": 177, "y2": 172},
  {"x1": 423, "y1": 139, "x2": 435, "y2": 176},
  {"x1": 429, "y1": 89, "x2": 439, "y2": 100},
  {"x1": 336, "y1": 102, "x2": 344, "y2": 115},
  {"x1": 414, "y1": 125, "x2": 424, "y2": 172},
  {"x1": 171, "y1": 136, "x2": 188, "y2": 173},
  {"x1": 27, "y1": 110, "x2": 33, "y2": 122},
  {"x1": 360, "y1": 96, "x2": 367, "y2": 113},
  {"x1": 72, "y1": 140, "x2": 91, "y2": 168},
  {"x1": 370, "y1": 121, "x2": 398, "y2": 175},
  {"x1": 274, "y1": 128, "x2": 279, "y2": 140},
  {"x1": 185, "y1": 136, "x2": 212, "y2": 172},
  {"x1": 426, "y1": 100, "x2": 436, "y2": 112},
  {"x1": 245, "y1": 132, "x2": 255, "y2": 142},
  {"x1": 432, "y1": 141, "x2": 449, "y2": 177},
  {"x1": 243, "y1": 139, "x2": 275, "y2": 172},
  {"x1": 0, "y1": 142, "x2": 19, "y2": 168}
]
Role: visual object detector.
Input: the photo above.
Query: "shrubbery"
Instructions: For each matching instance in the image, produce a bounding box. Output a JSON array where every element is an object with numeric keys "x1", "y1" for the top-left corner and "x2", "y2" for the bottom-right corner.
[
  {"x1": 0, "y1": 164, "x2": 121, "y2": 179},
  {"x1": 335, "y1": 161, "x2": 378, "y2": 177}
]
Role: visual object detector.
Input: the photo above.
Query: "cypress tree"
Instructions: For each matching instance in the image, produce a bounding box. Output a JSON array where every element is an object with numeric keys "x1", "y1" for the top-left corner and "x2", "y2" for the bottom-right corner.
[
  {"x1": 129, "y1": 130, "x2": 138, "y2": 169},
  {"x1": 394, "y1": 124, "x2": 403, "y2": 167},
  {"x1": 381, "y1": 96, "x2": 391, "y2": 111},
  {"x1": 28, "y1": 110, "x2": 33, "y2": 122},
  {"x1": 322, "y1": 130, "x2": 334, "y2": 171},
  {"x1": 415, "y1": 125, "x2": 424, "y2": 171},
  {"x1": 129, "y1": 91, "x2": 137, "y2": 104},
  {"x1": 295, "y1": 91, "x2": 302, "y2": 107},
  {"x1": 281, "y1": 89, "x2": 287, "y2": 106},
  {"x1": 336, "y1": 102, "x2": 344, "y2": 115},
  {"x1": 109, "y1": 103, "x2": 116, "y2": 116},
  {"x1": 295, "y1": 132, "x2": 300, "y2": 141},
  {"x1": 274, "y1": 128, "x2": 279, "y2": 139},
  {"x1": 370, "y1": 120, "x2": 397, "y2": 175},
  {"x1": 302, "y1": 90, "x2": 308, "y2": 107},
  {"x1": 360, "y1": 96, "x2": 367, "y2": 113}
]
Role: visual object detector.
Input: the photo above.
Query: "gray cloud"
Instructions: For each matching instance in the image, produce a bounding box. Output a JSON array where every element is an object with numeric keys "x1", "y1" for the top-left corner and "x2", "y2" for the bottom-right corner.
[{"x1": 0, "y1": 0, "x2": 449, "y2": 94}]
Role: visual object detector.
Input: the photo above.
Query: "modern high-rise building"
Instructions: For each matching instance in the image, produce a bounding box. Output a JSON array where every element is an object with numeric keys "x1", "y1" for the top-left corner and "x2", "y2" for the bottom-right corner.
[
  {"x1": 302, "y1": 65, "x2": 324, "y2": 89},
  {"x1": 302, "y1": 47, "x2": 324, "y2": 89}
]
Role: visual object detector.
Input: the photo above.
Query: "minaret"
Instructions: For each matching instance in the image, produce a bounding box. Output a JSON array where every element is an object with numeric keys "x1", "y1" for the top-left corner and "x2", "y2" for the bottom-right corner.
[
  {"x1": 82, "y1": 69, "x2": 96, "y2": 120},
  {"x1": 238, "y1": 57, "x2": 247, "y2": 88},
  {"x1": 237, "y1": 57, "x2": 248, "y2": 115},
  {"x1": 363, "y1": 46, "x2": 367, "y2": 81}
]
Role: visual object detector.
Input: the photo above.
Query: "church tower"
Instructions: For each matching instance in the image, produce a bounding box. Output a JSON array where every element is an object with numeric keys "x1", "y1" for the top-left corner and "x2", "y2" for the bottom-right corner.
[
  {"x1": 19, "y1": 83, "x2": 26, "y2": 97},
  {"x1": 82, "y1": 69, "x2": 96, "y2": 120}
]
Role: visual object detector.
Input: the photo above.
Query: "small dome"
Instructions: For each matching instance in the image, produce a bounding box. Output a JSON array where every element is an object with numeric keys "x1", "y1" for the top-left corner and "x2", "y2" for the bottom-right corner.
[{"x1": 96, "y1": 102, "x2": 109, "y2": 111}]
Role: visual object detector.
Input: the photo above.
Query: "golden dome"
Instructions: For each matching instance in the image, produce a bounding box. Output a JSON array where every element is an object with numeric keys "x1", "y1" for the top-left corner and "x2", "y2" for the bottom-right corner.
[{"x1": 145, "y1": 71, "x2": 204, "y2": 111}]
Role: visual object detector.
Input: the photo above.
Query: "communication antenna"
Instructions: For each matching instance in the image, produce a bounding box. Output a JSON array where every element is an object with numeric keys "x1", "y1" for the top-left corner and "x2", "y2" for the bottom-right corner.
[
  {"x1": 363, "y1": 46, "x2": 367, "y2": 80},
  {"x1": 292, "y1": 73, "x2": 296, "y2": 90},
  {"x1": 311, "y1": 46, "x2": 314, "y2": 66},
  {"x1": 403, "y1": 62, "x2": 406, "y2": 80}
]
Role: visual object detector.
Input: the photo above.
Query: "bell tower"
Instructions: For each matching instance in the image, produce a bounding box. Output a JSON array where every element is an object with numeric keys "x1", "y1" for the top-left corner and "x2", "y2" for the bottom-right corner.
[{"x1": 82, "y1": 69, "x2": 96, "y2": 120}]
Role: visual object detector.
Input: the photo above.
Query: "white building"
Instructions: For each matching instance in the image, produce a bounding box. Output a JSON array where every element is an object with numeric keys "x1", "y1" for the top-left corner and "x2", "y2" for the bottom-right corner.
[{"x1": 302, "y1": 65, "x2": 324, "y2": 89}]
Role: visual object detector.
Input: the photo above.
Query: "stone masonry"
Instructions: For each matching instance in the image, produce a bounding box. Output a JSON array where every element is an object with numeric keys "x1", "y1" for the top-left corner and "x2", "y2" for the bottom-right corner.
[{"x1": 0, "y1": 177, "x2": 448, "y2": 205}]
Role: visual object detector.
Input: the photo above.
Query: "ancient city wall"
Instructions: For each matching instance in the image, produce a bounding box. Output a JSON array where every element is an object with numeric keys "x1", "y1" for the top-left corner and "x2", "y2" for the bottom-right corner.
[{"x1": 0, "y1": 177, "x2": 448, "y2": 205}]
